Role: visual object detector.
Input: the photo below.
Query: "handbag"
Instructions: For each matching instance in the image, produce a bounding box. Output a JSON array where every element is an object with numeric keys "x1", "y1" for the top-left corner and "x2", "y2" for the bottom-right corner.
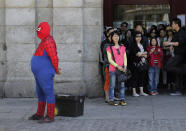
[
  {"x1": 110, "y1": 46, "x2": 132, "y2": 82},
  {"x1": 115, "y1": 68, "x2": 132, "y2": 82}
]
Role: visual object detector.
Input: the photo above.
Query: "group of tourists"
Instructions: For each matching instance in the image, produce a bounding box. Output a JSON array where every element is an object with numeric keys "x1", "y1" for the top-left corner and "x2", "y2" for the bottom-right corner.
[{"x1": 100, "y1": 18, "x2": 186, "y2": 106}]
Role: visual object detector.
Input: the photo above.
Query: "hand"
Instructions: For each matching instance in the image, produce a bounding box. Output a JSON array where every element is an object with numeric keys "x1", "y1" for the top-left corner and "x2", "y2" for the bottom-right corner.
[
  {"x1": 117, "y1": 66, "x2": 123, "y2": 71},
  {"x1": 136, "y1": 52, "x2": 142, "y2": 57},
  {"x1": 123, "y1": 67, "x2": 127, "y2": 73},
  {"x1": 143, "y1": 51, "x2": 147, "y2": 55},
  {"x1": 163, "y1": 42, "x2": 170, "y2": 46},
  {"x1": 170, "y1": 46, "x2": 174, "y2": 51},
  {"x1": 150, "y1": 48, "x2": 155, "y2": 53},
  {"x1": 56, "y1": 68, "x2": 62, "y2": 75},
  {"x1": 151, "y1": 48, "x2": 155, "y2": 51},
  {"x1": 143, "y1": 54, "x2": 147, "y2": 58}
]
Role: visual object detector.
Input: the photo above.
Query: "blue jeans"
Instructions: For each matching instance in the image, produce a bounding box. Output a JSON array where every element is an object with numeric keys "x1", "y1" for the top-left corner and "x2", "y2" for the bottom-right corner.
[
  {"x1": 109, "y1": 72, "x2": 125, "y2": 101},
  {"x1": 148, "y1": 65, "x2": 160, "y2": 93}
]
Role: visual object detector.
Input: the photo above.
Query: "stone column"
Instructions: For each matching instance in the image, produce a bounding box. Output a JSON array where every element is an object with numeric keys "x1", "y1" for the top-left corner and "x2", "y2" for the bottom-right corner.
[
  {"x1": 82, "y1": 0, "x2": 103, "y2": 97},
  {"x1": 0, "y1": 0, "x2": 6, "y2": 97},
  {"x1": 4, "y1": 0, "x2": 36, "y2": 97},
  {"x1": 35, "y1": 0, "x2": 53, "y2": 45},
  {"x1": 53, "y1": 0, "x2": 86, "y2": 95},
  {"x1": 52, "y1": 0, "x2": 103, "y2": 97}
]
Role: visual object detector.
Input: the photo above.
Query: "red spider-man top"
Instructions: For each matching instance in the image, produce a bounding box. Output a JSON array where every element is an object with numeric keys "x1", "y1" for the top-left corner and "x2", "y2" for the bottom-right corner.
[{"x1": 34, "y1": 22, "x2": 59, "y2": 72}]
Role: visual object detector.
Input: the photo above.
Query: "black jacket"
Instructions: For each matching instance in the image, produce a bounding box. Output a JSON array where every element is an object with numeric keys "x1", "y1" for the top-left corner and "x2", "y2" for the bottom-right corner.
[
  {"x1": 100, "y1": 39, "x2": 113, "y2": 67},
  {"x1": 130, "y1": 42, "x2": 147, "y2": 64},
  {"x1": 172, "y1": 29, "x2": 186, "y2": 55},
  {"x1": 100, "y1": 39, "x2": 111, "y2": 60}
]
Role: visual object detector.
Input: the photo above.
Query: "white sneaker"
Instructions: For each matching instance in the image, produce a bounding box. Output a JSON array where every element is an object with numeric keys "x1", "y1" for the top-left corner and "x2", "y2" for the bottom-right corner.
[
  {"x1": 170, "y1": 91, "x2": 182, "y2": 96},
  {"x1": 133, "y1": 93, "x2": 140, "y2": 97},
  {"x1": 140, "y1": 92, "x2": 149, "y2": 96}
]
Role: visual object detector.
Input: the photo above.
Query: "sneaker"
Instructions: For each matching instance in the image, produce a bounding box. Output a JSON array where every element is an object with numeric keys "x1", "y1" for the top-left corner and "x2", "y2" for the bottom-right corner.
[
  {"x1": 114, "y1": 97, "x2": 120, "y2": 101},
  {"x1": 150, "y1": 92, "x2": 156, "y2": 96},
  {"x1": 38, "y1": 115, "x2": 54, "y2": 123},
  {"x1": 119, "y1": 100, "x2": 127, "y2": 106},
  {"x1": 28, "y1": 114, "x2": 43, "y2": 120},
  {"x1": 105, "y1": 100, "x2": 109, "y2": 103},
  {"x1": 140, "y1": 92, "x2": 149, "y2": 96},
  {"x1": 170, "y1": 91, "x2": 182, "y2": 96},
  {"x1": 133, "y1": 93, "x2": 140, "y2": 97},
  {"x1": 108, "y1": 101, "x2": 118, "y2": 106}
]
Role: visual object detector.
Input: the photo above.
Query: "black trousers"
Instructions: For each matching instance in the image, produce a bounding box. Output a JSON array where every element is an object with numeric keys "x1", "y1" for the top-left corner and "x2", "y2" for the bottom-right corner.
[
  {"x1": 132, "y1": 68, "x2": 146, "y2": 89},
  {"x1": 166, "y1": 55, "x2": 184, "y2": 92}
]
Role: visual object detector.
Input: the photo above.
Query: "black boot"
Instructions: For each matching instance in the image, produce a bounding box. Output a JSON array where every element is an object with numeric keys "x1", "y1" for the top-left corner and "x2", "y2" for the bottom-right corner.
[{"x1": 28, "y1": 114, "x2": 43, "y2": 120}]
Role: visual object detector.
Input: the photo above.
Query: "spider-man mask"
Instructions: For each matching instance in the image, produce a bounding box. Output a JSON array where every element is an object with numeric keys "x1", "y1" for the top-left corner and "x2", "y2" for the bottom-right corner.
[{"x1": 37, "y1": 22, "x2": 50, "y2": 39}]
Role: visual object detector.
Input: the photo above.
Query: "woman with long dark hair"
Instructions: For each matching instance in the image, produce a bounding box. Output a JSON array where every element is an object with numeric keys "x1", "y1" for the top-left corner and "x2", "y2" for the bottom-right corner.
[
  {"x1": 106, "y1": 31, "x2": 127, "y2": 106},
  {"x1": 131, "y1": 31, "x2": 149, "y2": 97}
]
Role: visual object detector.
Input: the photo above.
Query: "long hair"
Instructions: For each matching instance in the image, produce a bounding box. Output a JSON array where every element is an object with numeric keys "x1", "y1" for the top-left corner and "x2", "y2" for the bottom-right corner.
[
  {"x1": 125, "y1": 29, "x2": 133, "y2": 39},
  {"x1": 149, "y1": 28, "x2": 158, "y2": 37},
  {"x1": 110, "y1": 31, "x2": 120, "y2": 45},
  {"x1": 149, "y1": 37, "x2": 158, "y2": 46},
  {"x1": 133, "y1": 31, "x2": 143, "y2": 44},
  {"x1": 106, "y1": 27, "x2": 114, "y2": 38}
]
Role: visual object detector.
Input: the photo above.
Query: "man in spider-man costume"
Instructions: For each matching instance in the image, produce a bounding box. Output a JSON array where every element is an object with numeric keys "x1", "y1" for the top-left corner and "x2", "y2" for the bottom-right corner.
[{"x1": 29, "y1": 22, "x2": 61, "y2": 123}]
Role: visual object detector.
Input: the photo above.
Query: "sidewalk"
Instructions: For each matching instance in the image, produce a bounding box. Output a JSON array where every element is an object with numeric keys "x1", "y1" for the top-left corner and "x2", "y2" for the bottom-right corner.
[{"x1": 0, "y1": 95, "x2": 186, "y2": 131}]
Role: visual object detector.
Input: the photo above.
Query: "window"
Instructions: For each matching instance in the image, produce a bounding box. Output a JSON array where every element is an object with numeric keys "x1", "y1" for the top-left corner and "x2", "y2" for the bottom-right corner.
[{"x1": 113, "y1": 4, "x2": 170, "y2": 29}]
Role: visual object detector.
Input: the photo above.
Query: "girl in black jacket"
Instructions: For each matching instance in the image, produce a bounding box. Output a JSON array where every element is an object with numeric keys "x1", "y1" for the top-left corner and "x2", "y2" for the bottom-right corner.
[{"x1": 130, "y1": 31, "x2": 149, "y2": 97}]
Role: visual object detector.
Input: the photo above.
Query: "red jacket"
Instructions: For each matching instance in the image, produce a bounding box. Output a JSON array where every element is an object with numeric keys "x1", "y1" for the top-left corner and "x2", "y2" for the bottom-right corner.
[{"x1": 147, "y1": 46, "x2": 163, "y2": 68}]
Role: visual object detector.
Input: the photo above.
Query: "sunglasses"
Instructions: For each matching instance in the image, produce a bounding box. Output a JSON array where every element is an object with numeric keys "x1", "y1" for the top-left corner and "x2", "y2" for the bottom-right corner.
[
  {"x1": 117, "y1": 48, "x2": 120, "y2": 55},
  {"x1": 122, "y1": 24, "x2": 127, "y2": 27}
]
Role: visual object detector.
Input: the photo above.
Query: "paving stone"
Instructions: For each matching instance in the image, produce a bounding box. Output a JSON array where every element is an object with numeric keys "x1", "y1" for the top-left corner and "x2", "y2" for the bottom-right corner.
[{"x1": 0, "y1": 95, "x2": 186, "y2": 131}]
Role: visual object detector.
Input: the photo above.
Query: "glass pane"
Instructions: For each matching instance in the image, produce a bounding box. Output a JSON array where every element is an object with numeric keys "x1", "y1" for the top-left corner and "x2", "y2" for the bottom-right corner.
[{"x1": 113, "y1": 4, "x2": 170, "y2": 29}]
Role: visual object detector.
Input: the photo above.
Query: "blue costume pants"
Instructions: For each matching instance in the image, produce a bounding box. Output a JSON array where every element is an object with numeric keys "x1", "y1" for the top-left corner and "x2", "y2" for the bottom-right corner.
[{"x1": 31, "y1": 51, "x2": 55, "y2": 104}]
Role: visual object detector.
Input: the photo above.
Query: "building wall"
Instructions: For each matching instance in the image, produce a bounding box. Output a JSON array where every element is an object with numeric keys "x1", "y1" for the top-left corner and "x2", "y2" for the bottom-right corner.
[
  {"x1": 0, "y1": 0, "x2": 6, "y2": 97},
  {"x1": 4, "y1": 0, "x2": 36, "y2": 97},
  {"x1": 1, "y1": 0, "x2": 104, "y2": 98}
]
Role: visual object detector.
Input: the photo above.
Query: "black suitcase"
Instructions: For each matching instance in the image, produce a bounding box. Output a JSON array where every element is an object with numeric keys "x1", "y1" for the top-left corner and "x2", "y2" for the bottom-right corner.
[{"x1": 55, "y1": 94, "x2": 85, "y2": 117}]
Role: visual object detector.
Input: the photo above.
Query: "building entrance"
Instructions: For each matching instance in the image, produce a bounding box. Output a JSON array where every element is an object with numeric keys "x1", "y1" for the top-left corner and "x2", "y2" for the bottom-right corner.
[
  {"x1": 113, "y1": 4, "x2": 170, "y2": 29},
  {"x1": 104, "y1": 0, "x2": 171, "y2": 27}
]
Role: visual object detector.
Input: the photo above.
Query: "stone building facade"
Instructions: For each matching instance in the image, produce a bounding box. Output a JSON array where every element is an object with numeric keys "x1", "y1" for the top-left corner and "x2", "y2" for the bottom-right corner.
[{"x1": 0, "y1": 0, "x2": 103, "y2": 98}]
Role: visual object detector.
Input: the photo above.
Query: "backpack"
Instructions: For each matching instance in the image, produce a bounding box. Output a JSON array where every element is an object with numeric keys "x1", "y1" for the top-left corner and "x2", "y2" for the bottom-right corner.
[{"x1": 103, "y1": 43, "x2": 112, "y2": 68}]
